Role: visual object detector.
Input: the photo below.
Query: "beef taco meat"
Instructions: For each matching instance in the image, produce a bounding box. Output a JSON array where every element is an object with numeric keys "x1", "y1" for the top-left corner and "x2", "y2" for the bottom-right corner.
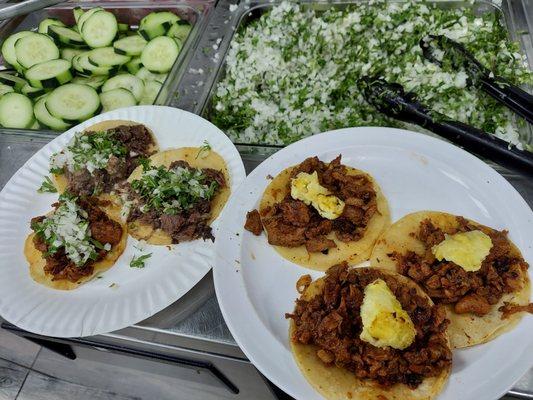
[
  {"x1": 50, "y1": 120, "x2": 158, "y2": 197},
  {"x1": 287, "y1": 264, "x2": 451, "y2": 400},
  {"x1": 125, "y1": 148, "x2": 231, "y2": 245},
  {"x1": 371, "y1": 211, "x2": 531, "y2": 348},
  {"x1": 25, "y1": 194, "x2": 127, "y2": 290}
]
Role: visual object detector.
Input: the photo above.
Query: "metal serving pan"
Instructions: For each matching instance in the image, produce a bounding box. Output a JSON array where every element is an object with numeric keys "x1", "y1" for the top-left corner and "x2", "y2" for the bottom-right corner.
[
  {"x1": 176, "y1": 0, "x2": 533, "y2": 161},
  {"x1": 0, "y1": 0, "x2": 213, "y2": 134}
]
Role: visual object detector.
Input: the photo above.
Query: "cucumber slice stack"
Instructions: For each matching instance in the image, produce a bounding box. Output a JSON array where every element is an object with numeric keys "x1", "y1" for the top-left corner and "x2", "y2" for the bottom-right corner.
[{"x1": 0, "y1": 6, "x2": 191, "y2": 130}]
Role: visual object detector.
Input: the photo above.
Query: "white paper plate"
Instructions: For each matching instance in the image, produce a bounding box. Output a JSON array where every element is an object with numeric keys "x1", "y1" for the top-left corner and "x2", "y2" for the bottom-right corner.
[
  {"x1": 0, "y1": 105, "x2": 245, "y2": 338},
  {"x1": 213, "y1": 127, "x2": 533, "y2": 400}
]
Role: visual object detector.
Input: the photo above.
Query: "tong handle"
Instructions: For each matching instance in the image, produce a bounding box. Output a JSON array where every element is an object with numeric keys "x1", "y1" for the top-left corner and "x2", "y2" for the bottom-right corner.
[
  {"x1": 0, "y1": 0, "x2": 64, "y2": 21},
  {"x1": 429, "y1": 119, "x2": 533, "y2": 176},
  {"x1": 480, "y1": 77, "x2": 533, "y2": 125},
  {"x1": 389, "y1": 103, "x2": 533, "y2": 176}
]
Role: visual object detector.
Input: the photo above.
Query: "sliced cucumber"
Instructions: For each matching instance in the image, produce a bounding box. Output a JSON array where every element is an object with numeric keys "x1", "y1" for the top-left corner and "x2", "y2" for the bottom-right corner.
[
  {"x1": 38, "y1": 18, "x2": 66, "y2": 34},
  {"x1": 72, "y1": 75, "x2": 107, "y2": 89},
  {"x1": 73, "y1": 7, "x2": 85, "y2": 25},
  {"x1": 167, "y1": 22, "x2": 191, "y2": 43},
  {"x1": 141, "y1": 36, "x2": 179, "y2": 73},
  {"x1": 118, "y1": 23, "x2": 129, "y2": 32},
  {"x1": 34, "y1": 95, "x2": 71, "y2": 130},
  {"x1": 102, "y1": 74, "x2": 144, "y2": 101},
  {"x1": 0, "y1": 72, "x2": 28, "y2": 91},
  {"x1": 48, "y1": 26, "x2": 85, "y2": 47},
  {"x1": 77, "y1": 7, "x2": 104, "y2": 32},
  {"x1": 1, "y1": 31, "x2": 33, "y2": 71},
  {"x1": 126, "y1": 57, "x2": 142, "y2": 74},
  {"x1": 82, "y1": 11, "x2": 118, "y2": 48},
  {"x1": 135, "y1": 67, "x2": 167, "y2": 84},
  {"x1": 138, "y1": 11, "x2": 179, "y2": 40},
  {"x1": 21, "y1": 83, "x2": 47, "y2": 98},
  {"x1": 113, "y1": 35, "x2": 146, "y2": 56},
  {"x1": 139, "y1": 80, "x2": 162, "y2": 105},
  {"x1": 100, "y1": 88, "x2": 137, "y2": 112},
  {"x1": 73, "y1": 52, "x2": 114, "y2": 76},
  {"x1": 0, "y1": 84, "x2": 14, "y2": 96},
  {"x1": 0, "y1": 93, "x2": 34, "y2": 128},
  {"x1": 29, "y1": 120, "x2": 41, "y2": 130},
  {"x1": 61, "y1": 47, "x2": 84, "y2": 62},
  {"x1": 14, "y1": 33, "x2": 59, "y2": 69},
  {"x1": 46, "y1": 83, "x2": 100, "y2": 121},
  {"x1": 89, "y1": 47, "x2": 130, "y2": 67},
  {"x1": 25, "y1": 59, "x2": 73, "y2": 88}
]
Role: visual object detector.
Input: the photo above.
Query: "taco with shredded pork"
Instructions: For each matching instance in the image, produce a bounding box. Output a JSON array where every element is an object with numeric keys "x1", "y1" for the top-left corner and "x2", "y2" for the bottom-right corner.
[
  {"x1": 244, "y1": 155, "x2": 390, "y2": 270},
  {"x1": 25, "y1": 193, "x2": 127, "y2": 290},
  {"x1": 124, "y1": 147, "x2": 230, "y2": 245},
  {"x1": 50, "y1": 120, "x2": 158, "y2": 197},
  {"x1": 286, "y1": 263, "x2": 452, "y2": 400},
  {"x1": 370, "y1": 211, "x2": 532, "y2": 348}
]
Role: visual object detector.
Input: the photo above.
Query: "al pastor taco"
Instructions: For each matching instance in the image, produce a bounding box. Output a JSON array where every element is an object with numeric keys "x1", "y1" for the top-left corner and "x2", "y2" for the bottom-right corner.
[
  {"x1": 50, "y1": 120, "x2": 158, "y2": 197},
  {"x1": 244, "y1": 155, "x2": 390, "y2": 270},
  {"x1": 286, "y1": 263, "x2": 452, "y2": 400},
  {"x1": 123, "y1": 147, "x2": 230, "y2": 245},
  {"x1": 25, "y1": 194, "x2": 127, "y2": 290},
  {"x1": 370, "y1": 211, "x2": 531, "y2": 348}
]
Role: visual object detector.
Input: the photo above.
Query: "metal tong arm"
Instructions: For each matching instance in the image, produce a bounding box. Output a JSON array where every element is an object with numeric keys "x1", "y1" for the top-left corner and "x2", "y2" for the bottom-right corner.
[
  {"x1": 480, "y1": 76, "x2": 533, "y2": 125},
  {"x1": 0, "y1": 0, "x2": 64, "y2": 21}
]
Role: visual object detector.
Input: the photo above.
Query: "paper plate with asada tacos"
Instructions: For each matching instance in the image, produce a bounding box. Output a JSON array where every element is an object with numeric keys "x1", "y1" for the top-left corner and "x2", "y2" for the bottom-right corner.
[{"x1": 0, "y1": 106, "x2": 245, "y2": 337}]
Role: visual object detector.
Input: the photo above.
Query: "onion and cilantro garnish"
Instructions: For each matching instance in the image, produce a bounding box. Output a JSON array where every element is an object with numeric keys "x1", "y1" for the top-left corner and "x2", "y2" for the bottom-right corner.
[
  {"x1": 31, "y1": 193, "x2": 110, "y2": 267},
  {"x1": 50, "y1": 131, "x2": 127, "y2": 174},
  {"x1": 130, "y1": 161, "x2": 219, "y2": 215},
  {"x1": 211, "y1": 1, "x2": 532, "y2": 148}
]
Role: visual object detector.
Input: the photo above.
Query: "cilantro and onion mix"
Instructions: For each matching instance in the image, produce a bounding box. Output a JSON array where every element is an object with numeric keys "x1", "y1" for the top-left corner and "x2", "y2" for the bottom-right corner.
[
  {"x1": 130, "y1": 162, "x2": 219, "y2": 215},
  {"x1": 211, "y1": 1, "x2": 532, "y2": 148},
  {"x1": 50, "y1": 131, "x2": 127, "y2": 174},
  {"x1": 31, "y1": 195, "x2": 110, "y2": 267}
]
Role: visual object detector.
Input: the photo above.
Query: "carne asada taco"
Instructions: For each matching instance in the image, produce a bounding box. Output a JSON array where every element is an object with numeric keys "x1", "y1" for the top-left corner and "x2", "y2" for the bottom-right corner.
[
  {"x1": 286, "y1": 263, "x2": 452, "y2": 400},
  {"x1": 25, "y1": 194, "x2": 127, "y2": 290},
  {"x1": 124, "y1": 147, "x2": 230, "y2": 245},
  {"x1": 370, "y1": 211, "x2": 531, "y2": 348},
  {"x1": 50, "y1": 120, "x2": 158, "y2": 197},
  {"x1": 244, "y1": 155, "x2": 390, "y2": 270}
]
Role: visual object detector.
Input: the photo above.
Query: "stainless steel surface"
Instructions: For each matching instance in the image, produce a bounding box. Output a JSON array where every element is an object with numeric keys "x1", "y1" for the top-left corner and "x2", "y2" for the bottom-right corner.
[{"x1": 0, "y1": 0, "x2": 64, "y2": 21}]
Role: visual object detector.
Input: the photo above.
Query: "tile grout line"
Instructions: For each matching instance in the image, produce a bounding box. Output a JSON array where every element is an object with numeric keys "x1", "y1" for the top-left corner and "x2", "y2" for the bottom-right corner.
[{"x1": 14, "y1": 347, "x2": 42, "y2": 400}]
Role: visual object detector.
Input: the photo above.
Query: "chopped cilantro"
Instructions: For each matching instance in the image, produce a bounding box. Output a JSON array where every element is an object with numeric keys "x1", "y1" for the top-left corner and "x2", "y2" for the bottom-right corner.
[
  {"x1": 130, "y1": 163, "x2": 219, "y2": 215},
  {"x1": 37, "y1": 176, "x2": 57, "y2": 193},
  {"x1": 130, "y1": 253, "x2": 152, "y2": 268},
  {"x1": 196, "y1": 140, "x2": 212, "y2": 159}
]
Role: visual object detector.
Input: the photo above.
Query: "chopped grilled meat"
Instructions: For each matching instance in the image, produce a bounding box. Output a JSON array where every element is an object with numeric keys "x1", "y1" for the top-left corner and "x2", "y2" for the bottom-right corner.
[
  {"x1": 258, "y1": 155, "x2": 377, "y2": 252},
  {"x1": 31, "y1": 197, "x2": 122, "y2": 283},
  {"x1": 244, "y1": 210, "x2": 263, "y2": 236},
  {"x1": 499, "y1": 302, "x2": 533, "y2": 319},
  {"x1": 62, "y1": 124, "x2": 156, "y2": 197},
  {"x1": 305, "y1": 237, "x2": 336, "y2": 253},
  {"x1": 126, "y1": 161, "x2": 223, "y2": 244},
  {"x1": 392, "y1": 218, "x2": 529, "y2": 317},
  {"x1": 287, "y1": 263, "x2": 452, "y2": 388}
]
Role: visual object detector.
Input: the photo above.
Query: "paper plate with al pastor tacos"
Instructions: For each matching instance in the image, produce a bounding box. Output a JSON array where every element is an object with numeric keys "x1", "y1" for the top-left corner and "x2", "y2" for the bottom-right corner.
[{"x1": 0, "y1": 105, "x2": 245, "y2": 337}]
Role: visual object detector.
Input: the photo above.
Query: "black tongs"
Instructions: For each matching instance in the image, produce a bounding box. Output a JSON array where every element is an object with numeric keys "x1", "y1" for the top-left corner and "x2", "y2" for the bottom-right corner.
[
  {"x1": 420, "y1": 35, "x2": 533, "y2": 124},
  {"x1": 360, "y1": 76, "x2": 533, "y2": 176}
]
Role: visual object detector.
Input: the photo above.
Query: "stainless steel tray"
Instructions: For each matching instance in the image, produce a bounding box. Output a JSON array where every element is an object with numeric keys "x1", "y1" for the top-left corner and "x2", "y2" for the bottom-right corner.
[
  {"x1": 0, "y1": 0, "x2": 214, "y2": 134},
  {"x1": 173, "y1": 0, "x2": 533, "y2": 158}
]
